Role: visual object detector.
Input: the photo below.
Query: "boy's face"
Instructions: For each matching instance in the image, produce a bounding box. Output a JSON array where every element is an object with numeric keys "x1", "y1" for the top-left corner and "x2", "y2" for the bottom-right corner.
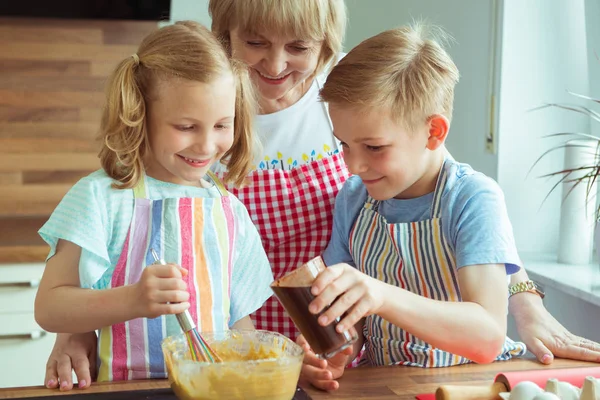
[{"x1": 330, "y1": 104, "x2": 445, "y2": 200}]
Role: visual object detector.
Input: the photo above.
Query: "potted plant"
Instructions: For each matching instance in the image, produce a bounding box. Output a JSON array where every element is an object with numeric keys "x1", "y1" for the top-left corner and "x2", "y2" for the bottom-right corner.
[{"x1": 530, "y1": 91, "x2": 600, "y2": 265}]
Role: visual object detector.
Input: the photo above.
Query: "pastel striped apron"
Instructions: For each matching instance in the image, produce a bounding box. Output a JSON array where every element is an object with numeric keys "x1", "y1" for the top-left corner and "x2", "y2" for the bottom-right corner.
[
  {"x1": 97, "y1": 172, "x2": 234, "y2": 381},
  {"x1": 349, "y1": 160, "x2": 527, "y2": 367}
]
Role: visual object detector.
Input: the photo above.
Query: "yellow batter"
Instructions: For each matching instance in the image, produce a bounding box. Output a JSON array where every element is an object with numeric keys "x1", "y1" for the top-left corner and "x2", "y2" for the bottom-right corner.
[{"x1": 164, "y1": 334, "x2": 302, "y2": 400}]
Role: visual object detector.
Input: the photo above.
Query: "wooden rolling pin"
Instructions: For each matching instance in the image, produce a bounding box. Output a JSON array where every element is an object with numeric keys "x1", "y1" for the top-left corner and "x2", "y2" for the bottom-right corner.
[{"x1": 435, "y1": 382, "x2": 507, "y2": 400}]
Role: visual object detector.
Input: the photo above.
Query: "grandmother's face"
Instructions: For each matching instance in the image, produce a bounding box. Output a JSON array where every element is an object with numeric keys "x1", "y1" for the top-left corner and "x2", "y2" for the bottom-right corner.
[{"x1": 229, "y1": 28, "x2": 323, "y2": 103}]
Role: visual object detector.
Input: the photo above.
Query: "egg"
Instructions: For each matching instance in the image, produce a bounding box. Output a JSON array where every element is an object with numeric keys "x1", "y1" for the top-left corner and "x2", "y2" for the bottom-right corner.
[
  {"x1": 532, "y1": 393, "x2": 561, "y2": 400},
  {"x1": 510, "y1": 381, "x2": 544, "y2": 399}
]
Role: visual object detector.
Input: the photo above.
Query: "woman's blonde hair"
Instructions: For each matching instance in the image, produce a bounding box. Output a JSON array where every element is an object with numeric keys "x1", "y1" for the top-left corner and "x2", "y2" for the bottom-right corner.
[
  {"x1": 99, "y1": 21, "x2": 256, "y2": 189},
  {"x1": 320, "y1": 22, "x2": 460, "y2": 130},
  {"x1": 209, "y1": 0, "x2": 346, "y2": 77}
]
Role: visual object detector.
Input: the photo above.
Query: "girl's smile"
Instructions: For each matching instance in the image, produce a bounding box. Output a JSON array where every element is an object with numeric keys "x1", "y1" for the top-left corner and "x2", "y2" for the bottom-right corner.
[{"x1": 177, "y1": 154, "x2": 212, "y2": 168}]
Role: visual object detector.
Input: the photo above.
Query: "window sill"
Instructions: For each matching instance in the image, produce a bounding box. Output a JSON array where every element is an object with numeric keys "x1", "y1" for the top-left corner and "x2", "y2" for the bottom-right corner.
[{"x1": 521, "y1": 253, "x2": 600, "y2": 307}]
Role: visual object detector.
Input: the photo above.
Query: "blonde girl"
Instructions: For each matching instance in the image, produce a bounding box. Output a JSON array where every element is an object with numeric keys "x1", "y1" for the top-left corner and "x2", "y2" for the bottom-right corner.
[{"x1": 35, "y1": 21, "x2": 273, "y2": 383}]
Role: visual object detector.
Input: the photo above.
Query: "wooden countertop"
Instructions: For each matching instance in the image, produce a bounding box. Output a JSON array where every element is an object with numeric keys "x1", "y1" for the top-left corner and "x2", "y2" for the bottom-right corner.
[{"x1": 1, "y1": 358, "x2": 597, "y2": 399}]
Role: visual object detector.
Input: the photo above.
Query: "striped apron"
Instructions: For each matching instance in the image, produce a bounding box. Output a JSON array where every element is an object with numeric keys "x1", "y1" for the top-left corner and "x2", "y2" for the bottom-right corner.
[
  {"x1": 350, "y1": 160, "x2": 527, "y2": 367},
  {"x1": 97, "y1": 172, "x2": 233, "y2": 381}
]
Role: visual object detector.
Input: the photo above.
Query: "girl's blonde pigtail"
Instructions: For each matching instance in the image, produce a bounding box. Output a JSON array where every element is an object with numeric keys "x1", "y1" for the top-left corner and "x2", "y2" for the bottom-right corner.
[
  {"x1": 98, "y1": 55, "x2": 148, "y2": 189},
  {"x1": 220, "y1": 60, "x2": 258, "y2": 187}
]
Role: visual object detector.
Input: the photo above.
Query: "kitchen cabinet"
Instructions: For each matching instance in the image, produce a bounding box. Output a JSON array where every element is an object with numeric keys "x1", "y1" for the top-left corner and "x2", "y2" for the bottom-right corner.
[{"x1": 0, "y1": 263, "x2": 54, "y2": 388}]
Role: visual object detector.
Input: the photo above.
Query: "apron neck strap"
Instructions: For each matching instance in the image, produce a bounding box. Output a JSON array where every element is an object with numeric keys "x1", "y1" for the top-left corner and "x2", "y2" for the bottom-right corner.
[
  {"x1": 206, "y1": 171, "x2": 228, "y2": 196},
  {"x1": 430, "y1": 159, "x2": 450, "y2": 219},
  {"x1": 363, "y1": 158, "x2": 451, "y2": 217},
  {"x1": 133, "y1": 173, "x2": 148, "y2": 199}
]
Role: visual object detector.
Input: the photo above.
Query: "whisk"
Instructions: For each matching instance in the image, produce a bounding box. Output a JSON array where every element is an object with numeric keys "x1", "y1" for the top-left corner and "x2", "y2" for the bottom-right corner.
[{"x1": 151, "y1": 249, "x2": 222, "y2": 363}]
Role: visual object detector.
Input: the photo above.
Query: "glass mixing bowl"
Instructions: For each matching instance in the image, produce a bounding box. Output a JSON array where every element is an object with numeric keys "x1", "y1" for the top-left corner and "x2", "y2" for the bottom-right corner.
[{"x1": 162, "y1": 329, "x2": 304, "y2": 400}]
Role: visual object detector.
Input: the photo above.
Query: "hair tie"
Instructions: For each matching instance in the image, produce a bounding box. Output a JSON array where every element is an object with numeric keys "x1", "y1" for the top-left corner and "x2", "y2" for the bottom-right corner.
[{"x1": 131, "y1": 53, "x2": 140, "y2": 65}]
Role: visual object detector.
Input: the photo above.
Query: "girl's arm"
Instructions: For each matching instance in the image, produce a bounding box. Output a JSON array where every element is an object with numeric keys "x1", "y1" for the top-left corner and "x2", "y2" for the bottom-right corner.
[
  {"x1": 35, "y1": 239, "x2": 190, "y2": 333},
  {"x1": 310, "y1": 263, "x2": 507, "y2": 364}
]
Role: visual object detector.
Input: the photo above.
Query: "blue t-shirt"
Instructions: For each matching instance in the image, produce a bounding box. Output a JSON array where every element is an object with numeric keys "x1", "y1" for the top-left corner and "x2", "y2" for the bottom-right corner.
[
  {"x1": 323, "y1": 157, "x2": 521, "y2": 274},
  {"x1": 39, "y1": 169, "x2": 273, "y2": 325}
]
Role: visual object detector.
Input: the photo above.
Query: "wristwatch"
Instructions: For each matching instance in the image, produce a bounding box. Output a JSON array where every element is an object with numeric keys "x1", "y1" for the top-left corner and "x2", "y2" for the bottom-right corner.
[{"x1": 508, "y1": 280, "x2": 545, "y2": 299}]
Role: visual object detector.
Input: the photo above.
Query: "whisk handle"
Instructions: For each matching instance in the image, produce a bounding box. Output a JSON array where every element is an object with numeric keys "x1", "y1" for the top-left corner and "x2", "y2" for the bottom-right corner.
[
  {"x1": 150, "y1": 250, "x2": 196, "y2": 333},
  {"x1": 176, "y1": 310, "x2": 196, "y2": 332}
]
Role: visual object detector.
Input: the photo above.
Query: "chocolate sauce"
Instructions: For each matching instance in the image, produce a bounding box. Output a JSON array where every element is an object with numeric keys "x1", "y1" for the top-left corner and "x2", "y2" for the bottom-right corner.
[{"x1": 271, "y1": 286, "x2": 351, "y2": 356}]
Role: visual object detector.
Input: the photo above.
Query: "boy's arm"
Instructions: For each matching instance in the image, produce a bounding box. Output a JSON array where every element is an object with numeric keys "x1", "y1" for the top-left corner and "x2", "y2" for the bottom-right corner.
[
  {"x1": 313, "y1": 262, "x2": 507, "y2": 364},
  {"x1": 376, "y1": 263, "x2": 507, "y2": 364},
  {"x1": 35, "y1": 239, "x2": 188, "y2": 333}
]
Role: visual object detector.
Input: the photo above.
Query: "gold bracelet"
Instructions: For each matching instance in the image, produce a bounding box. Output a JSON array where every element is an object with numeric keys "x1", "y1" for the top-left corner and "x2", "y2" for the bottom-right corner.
[{"x1": 508, "y1": 280, "x2": 545, "y2": 299}]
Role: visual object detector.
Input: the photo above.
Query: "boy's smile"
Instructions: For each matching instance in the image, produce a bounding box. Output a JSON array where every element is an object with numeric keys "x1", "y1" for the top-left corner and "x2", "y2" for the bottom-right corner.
[{"x1": 329, "y1": 104, "x2": 446, "y2": 200}]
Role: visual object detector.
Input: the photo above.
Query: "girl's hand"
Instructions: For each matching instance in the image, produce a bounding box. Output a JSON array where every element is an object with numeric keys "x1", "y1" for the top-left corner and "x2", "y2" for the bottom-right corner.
[
  {"x1": 132, "y1": 264, "x2": 190, "y2": 319},
  {"x1": 310, "y1": 263, "x2": 385, "y2": 333},
  {"x1": 297, "y1": 334, "x2": 352, "y2": 391}
]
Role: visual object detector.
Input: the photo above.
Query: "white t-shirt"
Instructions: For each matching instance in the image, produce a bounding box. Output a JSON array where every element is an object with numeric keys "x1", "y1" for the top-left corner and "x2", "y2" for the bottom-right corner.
[{"x1": 252, "y1": 76, "x2": 339, "y2": 171}]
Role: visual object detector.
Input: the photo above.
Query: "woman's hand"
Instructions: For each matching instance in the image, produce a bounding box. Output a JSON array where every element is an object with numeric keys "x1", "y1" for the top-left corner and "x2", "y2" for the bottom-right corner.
[
  {"x1": 45, "y1": 332, "x2": 97, "y2": 391},
  {"x1": 309, "y1": 263, "x2": 385, "y2": 333},
  {"x1": 132, "y1": 263, "x2": 190, "y2": 319},
  {"x1": 511, "y1": 293, "x2": 600, "y2": 364},
  {"x1": 297, "y1": 334, "x2": 352, "y2": 391}
]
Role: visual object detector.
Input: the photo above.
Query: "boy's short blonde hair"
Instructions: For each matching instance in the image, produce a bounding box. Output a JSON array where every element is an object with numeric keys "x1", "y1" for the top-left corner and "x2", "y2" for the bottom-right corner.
[
  {"x1": 209, "y1": 0, "x2": 346, "y2": 76},
  {"x1": 99, "y1": 21, "x2": 256, "y2": 189},
  {"x1": 320, "y1": 22, "x2": 460, "y2": 130}
]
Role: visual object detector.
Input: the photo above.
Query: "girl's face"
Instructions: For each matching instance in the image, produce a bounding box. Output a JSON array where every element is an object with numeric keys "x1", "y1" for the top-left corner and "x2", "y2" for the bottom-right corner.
[
  {"x1": 229, "y1": 27, "x2": 322, "y2": 111},
  {"x1": 144, "y1": 74, "x2": 236, "y2": 186}
]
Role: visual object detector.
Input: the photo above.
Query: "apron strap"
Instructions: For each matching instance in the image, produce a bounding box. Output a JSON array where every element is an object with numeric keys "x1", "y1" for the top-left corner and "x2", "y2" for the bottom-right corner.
[
  {"x1": 364, "y1": 194, "x2": 380, "y2": 212},
  {"x1": 133, "y1": 173, "x2": 148, "y2": 199},
  {"x1": 362, "y1": 158, "x2": 451, "y2": 218},
  {"x1": 206, "y1": 170, "x2": 228, "y2": 196},
  {"x1": 430, "y1": 158, "x2": 450, "y2": 219}
]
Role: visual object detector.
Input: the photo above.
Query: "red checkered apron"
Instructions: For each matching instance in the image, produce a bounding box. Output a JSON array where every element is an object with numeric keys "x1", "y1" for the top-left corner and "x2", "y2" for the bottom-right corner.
[{"x1": 218, "y1": 153, "x2": 349, "y2": 339}]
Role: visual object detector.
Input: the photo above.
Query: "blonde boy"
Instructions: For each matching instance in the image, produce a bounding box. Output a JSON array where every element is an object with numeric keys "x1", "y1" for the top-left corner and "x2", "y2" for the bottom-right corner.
[{"x1": 299, "y1": 23, "x2": 526, "y2": 391}]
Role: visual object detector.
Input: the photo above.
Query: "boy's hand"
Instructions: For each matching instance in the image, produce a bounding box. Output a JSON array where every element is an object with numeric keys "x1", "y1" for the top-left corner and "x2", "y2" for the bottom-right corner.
[
  {"x1": 297, "y1": 335, "x2": 352, "y2": 391},
  {"x1": 132, "y1": 264, "x2": 190, "y2": 319},
  {"x1": 310, "y1": 263, "x2": 385, "y2": 333}
]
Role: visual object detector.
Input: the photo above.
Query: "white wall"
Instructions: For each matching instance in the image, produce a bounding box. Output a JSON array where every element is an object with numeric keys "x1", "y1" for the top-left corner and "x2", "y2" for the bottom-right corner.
[
  {"x1": 586, "y1": 0, "x2": 600, "y2": 140},
  {"x1": 165, "y1": 0, "x2": 210, "y2": 27},
  {"x1": 344, "y1": 0, "x2": 499, "y2": 179},
  {"x1": 497, "y1": 0, "x2": 591, "y2": 256}
]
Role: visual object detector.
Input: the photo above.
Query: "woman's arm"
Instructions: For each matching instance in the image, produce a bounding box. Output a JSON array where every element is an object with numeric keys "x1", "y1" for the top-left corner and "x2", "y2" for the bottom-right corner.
[
  {"x1": 509, "y1": 268, "x2": 600, "y2": 363},
  {"x1": 35, "y1": 239, "x2": 190, "y2": 333},
  {"x1": 44, "y1": 332, "x2": 97, "y2": 390}
]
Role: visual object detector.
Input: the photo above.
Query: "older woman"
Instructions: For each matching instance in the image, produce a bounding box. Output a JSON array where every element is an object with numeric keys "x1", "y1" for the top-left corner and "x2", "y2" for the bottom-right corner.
[{"x1": 45, "y1": 0, "x2": 599, "y2": 391}]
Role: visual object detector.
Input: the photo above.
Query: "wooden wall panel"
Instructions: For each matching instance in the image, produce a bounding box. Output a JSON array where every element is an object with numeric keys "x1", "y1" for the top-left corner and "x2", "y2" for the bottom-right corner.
[{"x1": 0, "y1": 17, "x2": 157, "y2": 262}]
